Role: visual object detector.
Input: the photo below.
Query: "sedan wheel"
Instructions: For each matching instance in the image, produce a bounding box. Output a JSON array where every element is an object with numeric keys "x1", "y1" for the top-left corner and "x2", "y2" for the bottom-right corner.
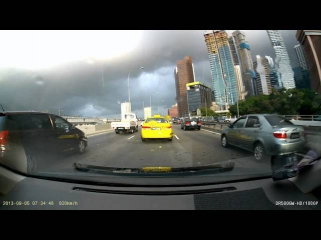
[
  {"x1": 254, "y1": 143, "x2": 265, "y2": 161},
  {"x1": 78, "y1": 140, "x2": 86, "y2": 154},
  {"x1": 221, "y1": 135, "x2": 229, "y2": 148}
]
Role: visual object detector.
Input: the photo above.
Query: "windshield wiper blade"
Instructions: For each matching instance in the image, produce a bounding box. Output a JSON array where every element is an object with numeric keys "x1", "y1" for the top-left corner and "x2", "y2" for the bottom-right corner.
[
  {"x1": 74, "y1": 160, "x2": 235, "y2": 175},
  {"x1": 272, "y1": 155, "x2": 321, "y2": 181}
]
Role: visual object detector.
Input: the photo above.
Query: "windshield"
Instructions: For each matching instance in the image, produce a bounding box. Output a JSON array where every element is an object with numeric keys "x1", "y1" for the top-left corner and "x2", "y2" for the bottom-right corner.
[
  {"x1": 145, "y1": 118, "x2": 167, "y2": 123},
  {"x1": 264, "y1": 115, "x2": 293, "y2": 126},
  {"x1": 0, "y1": 30, "x2": 320, "y2": 187}
]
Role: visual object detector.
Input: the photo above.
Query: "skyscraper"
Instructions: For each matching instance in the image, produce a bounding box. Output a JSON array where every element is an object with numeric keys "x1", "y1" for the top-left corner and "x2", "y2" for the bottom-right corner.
[
  {"x1": 174, "y1": 56, "x2": 195, "y2": 117},
  {"x1": 296, "y1": 30, "x2": 321, "y2": 93},
  {"x1": 228, "y1": 36, "x2": 239, "y2": 65},
  {"x1": 294, "y1": 44, "x2": 310, "y2": 90},
  {"x1": 186, "y1": 81, "x2": 212, "y2": 116},
  {"x1": 265, "y1": 55, "x2": 282, "y2": 89},
  {"x1": 294, "y1": 44, "x2": 308, "y2": 70},
  {"x1": 234, "y1": 65, "x2": 245, "y2": 100},
  {"x1": 266, "y1": 30, "x2": 295, "y2": 89},
  {"x1": 293, "y1": 66, "x2": 311, "y2": 89},
  {"x1": 254, "y1": 55, "x2": 273, "y2": 95},
  {"x1": 232, "y1": 30, "x2": 256, "y2": 97},
  {"x1": 204, "y1": 30, "x2": 238, "y2": 110}
]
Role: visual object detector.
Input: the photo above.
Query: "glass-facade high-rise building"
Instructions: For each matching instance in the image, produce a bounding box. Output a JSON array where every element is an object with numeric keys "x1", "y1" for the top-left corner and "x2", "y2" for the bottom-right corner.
[
  {"x1": 228, "y1": 36, "x2": 239, "y2": 65},
  {"x1": 293, "y1": 44, "x2": 310, "y2": 90},
  {"x1": 296, "y1": 30, "x2": 321, "y2": 93},
  {"x1": 293, "y1": 66, "x2": 311, "y2": 90},
  {"x1": 294, "y1": 44, "x2": 308, "y2": 70},
  {"x1": 265, "y1": 55, "x2": 282, "y2": 89},
  {"x1": 267, "y1": 30, "x2": 295, "y2": 89},
  {"x1": 231, "y1": 30, "x2": 255, "y2": 97},
  {"x1": 186, "y1": 82, "x2": 212, "y2": 116},
  {"x1": 204, "y1": 30, "x2": 238, "y2": 110},
  {"x1": 253, "y1": 55, "x2": 273, "y2": 95}
]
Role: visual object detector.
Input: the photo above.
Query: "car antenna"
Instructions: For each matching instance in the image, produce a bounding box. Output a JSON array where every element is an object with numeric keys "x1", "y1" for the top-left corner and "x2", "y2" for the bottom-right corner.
[{"x1": 0, "y1": 104, "x2": 5, "y2": 112}]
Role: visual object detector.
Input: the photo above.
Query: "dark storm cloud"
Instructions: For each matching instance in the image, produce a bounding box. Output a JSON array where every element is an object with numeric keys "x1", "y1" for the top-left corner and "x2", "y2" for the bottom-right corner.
[{"x1": 0, "y1": 30, "x2": 299, "y2": 118}]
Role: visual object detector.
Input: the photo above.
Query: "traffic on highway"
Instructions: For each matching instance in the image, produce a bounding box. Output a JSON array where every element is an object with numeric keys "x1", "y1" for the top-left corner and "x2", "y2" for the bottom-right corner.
[{"x1": 1, "y1": 30, "x2": 321, "y2": 210}]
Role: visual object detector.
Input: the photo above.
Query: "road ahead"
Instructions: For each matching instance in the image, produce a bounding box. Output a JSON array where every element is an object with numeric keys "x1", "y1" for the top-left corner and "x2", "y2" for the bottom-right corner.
[{"x1": 39, "y1": 125, "x2": 272, "y2": 173}]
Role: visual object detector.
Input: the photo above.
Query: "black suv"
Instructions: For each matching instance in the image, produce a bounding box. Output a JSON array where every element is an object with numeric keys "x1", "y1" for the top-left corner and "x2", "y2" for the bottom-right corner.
[
  {"x1": 181, "y1": 118, "x2": 201, "y2": 131},
  {"x1": 0, "y1": 111, "x2": 88, "y2": 172}
]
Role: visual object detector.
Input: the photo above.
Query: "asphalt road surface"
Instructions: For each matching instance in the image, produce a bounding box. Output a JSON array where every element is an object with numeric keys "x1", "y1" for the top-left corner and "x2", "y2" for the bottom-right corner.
[{"x1": 38, "y1": 125, "x2": 272, "y2": 173}]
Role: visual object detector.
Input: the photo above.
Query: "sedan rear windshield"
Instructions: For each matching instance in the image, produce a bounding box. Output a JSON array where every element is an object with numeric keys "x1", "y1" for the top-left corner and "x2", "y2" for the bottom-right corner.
[
  {"x1": 146, "y1": 118, "x2": 167, "y2": 123},
  {"x1": 264, "y1": 115, "x2": 293, "y2": 126}
]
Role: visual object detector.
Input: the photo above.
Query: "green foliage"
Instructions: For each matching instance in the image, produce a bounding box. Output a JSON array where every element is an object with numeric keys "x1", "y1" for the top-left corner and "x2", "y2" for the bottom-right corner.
[
  {"x1": 229, "y1": 88, "x2": 320, "y2": 116},
  {"x1": 200, "y1": 108, "x2": 218, "y2": 117}
]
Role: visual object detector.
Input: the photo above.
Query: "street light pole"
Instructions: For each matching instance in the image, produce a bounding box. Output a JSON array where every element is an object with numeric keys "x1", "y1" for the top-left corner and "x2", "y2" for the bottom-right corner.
[{"x1": 237, "y1": 99, "x2": 239, "y2": 118}]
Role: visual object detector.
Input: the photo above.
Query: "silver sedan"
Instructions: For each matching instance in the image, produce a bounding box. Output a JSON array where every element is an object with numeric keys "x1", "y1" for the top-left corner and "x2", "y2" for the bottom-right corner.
[{"x1": 221, "y1": 114, "x2": 306, "y2": 161}]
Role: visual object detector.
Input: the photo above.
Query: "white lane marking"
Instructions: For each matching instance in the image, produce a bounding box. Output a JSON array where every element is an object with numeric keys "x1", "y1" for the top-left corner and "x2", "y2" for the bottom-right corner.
[
  {"x1": 127, "y1": 136, "x2": 135, "y2": 140},
  {"x1": 88, "y1": 131, "x2": 113, "y2": 138},
  {"x1": 201, "y1": 129, "x2": 221, "y2": 135},
  {"x1": 174, "y1": 135, "x2": 180, "y2": 140}
]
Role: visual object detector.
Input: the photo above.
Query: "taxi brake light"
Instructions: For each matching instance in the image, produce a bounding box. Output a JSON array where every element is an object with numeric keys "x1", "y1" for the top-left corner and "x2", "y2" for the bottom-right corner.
[{"x1": 142, "y1": 126, "x2": 151, "y2": 129}]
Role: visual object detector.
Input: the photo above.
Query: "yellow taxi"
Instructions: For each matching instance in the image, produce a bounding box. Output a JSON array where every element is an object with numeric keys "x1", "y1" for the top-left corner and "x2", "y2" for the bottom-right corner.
[{"x1": 141, "y1": 115, "x2": 174, "y2": 142}]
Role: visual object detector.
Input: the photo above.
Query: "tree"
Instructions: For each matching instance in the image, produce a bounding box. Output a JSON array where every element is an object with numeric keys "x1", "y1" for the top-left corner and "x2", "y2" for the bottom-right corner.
[
  {"x1": 229, "y1": 88, "x2": 310, "y2": 116},
  {"x1": 200, "y1": 108, "x2": 218, "y2": 117}
]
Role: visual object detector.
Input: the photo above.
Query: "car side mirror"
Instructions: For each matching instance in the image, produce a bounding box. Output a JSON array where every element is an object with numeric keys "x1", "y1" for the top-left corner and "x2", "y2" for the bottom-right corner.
[
  {"x1": 228, "y1": 124, "x2": 233, "y2": 128},
  {"x1": 70, "y1": 124, "x2": 76, "y2": 129}
]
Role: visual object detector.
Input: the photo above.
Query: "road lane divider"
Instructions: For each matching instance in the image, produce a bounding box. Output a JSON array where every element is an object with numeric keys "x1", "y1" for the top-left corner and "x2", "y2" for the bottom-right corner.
[
  {"x1": 127, "y1": 136, "x2": 135, "y2": 140},
  {"x1": 201, "y1": 129, "x2": 222, "y2": 135},
  {"x1": 87, "y1": 130, "x2": 114, "y2": 138},
  {"x1": 174, "y1": 135, "x2": 180, "y2": 140}
]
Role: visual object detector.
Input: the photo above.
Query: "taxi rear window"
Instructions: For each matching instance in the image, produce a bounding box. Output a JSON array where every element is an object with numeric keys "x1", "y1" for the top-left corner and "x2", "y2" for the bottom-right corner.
[{"x1": 146, "y1": 118, "x2": 167, "y2": 123}]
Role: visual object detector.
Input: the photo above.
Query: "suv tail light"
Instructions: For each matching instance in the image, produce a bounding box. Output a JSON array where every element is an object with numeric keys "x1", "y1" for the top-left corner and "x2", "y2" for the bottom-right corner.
[
  {"x1": 0, "y1": 130, "x2": 9, "y2": 145},
  {"x1": 185, "y1": 121, "x2": 190, "y2": 125},
  {"x1": 197, "y1": 121, "x2": 201, "y2": 125},
  {"x1": 273, "y1": 131, "x2": 287, "y2": 139}
]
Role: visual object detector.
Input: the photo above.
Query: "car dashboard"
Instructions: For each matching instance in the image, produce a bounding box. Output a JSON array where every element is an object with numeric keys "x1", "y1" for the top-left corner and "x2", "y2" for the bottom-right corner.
[{"x1": 1, "y1": 160, "x2": 321, "y2": 210}]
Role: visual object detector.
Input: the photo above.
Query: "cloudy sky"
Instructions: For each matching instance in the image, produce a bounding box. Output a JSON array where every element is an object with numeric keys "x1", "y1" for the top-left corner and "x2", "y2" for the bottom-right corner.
[{"x1": 0, "y1": 30, "x2": 300, "y2": 118}]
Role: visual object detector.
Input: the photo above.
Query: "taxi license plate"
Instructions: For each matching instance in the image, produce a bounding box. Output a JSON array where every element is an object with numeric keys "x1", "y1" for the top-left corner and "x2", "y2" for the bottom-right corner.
[{"x1": 151, "y1": 127, "x2": 161, "y2": 130}]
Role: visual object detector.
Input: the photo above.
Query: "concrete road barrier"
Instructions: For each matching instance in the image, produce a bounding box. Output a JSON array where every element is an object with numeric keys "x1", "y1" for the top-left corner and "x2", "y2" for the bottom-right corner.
[
  {"x1": 95, "y1": 124, "x2": 111, "y2": 132},
  {"x1": 76, "y1": 124, "x2": 112, "y2": 135}
]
